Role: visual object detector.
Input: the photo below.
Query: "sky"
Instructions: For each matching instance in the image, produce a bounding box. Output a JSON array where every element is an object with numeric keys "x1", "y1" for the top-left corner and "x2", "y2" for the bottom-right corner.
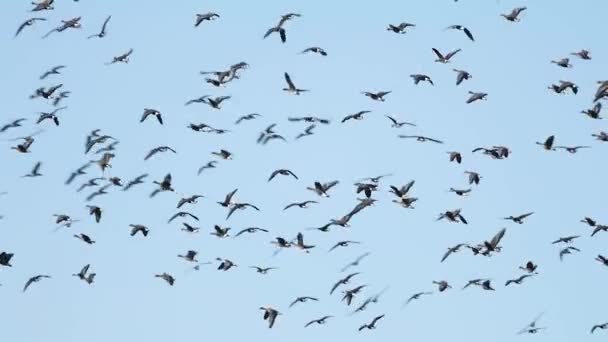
[{"x1": 1, "y1": 0, "x2": 608, "y2": 341}]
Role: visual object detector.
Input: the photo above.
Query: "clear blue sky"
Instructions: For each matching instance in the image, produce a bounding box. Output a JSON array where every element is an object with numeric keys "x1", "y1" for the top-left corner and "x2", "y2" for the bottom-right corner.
[{"x1": 2, "y1": 0, "x2": 607, "y2": 341}]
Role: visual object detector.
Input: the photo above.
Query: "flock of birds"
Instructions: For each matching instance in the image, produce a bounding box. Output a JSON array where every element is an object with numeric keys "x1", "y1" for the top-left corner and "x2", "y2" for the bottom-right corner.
[{"x1": 3, "y1": 0, "x2": 608, "y2": 338}]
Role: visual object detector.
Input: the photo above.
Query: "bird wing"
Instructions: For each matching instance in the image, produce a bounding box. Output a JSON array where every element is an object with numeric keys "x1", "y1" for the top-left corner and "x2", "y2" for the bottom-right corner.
[
  {"x1": 446, "y1": 49, "x2": 462, "y2": 59},
  {"x1": 432, "y1": 48, "x2": 444, "y2": 59},
  {"x1": 101, "y1": 15, "x2": 111, "y2": 32},
  {"x1": 284, "y1": 72, "x2": 295, "y2": 89}
]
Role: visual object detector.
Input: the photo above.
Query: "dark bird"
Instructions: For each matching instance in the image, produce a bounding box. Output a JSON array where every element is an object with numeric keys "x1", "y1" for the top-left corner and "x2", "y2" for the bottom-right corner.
[
  {"x1": 503, "y1": 212, "x2": 534, "y2": 224},
  {"x1": 571, "y1": 49, "x2": 591, "y2": 60},
  {"x1": 263, "y1": 26, "x2": 287, "y2": 43},
  {"x1": 15, "y1": 17, "x2": 47, "y2": 37},
  {"x1": 300, "y1": 47, "x2": 327, "y2": 56},
  {"x1": 122, "y1": 174, "x2": 148, "y2": 191},
  {"x1": 181, "y1": 223, "x2": 200, "y2": 234},
  {"x1": 0, "y1": 118, "x2": 27, "y2": 133},
  {"x1": 30, "y1": 84, "x2": 63, "y2": 99},
  {"x1": 65, "y1": 163, "x2": 91, "y2": 185},
  {"x1": 212, "y1": 149, "x2": 232, "y2": 160},
  {"x1": 441, "y1": 243, "x2": 467, "y2": 262},
  {"x1": 358, "y1": 315, "x2": 385, "y2": 331},
  {"x1": 150, "y1": 173, "x2": 174, "y2": 198},
  {"x1": 551, "y1": 235, "x2": 580, "y2": 244},
  {"x1": 168, "y1": 211, "x2": 199, "y2": 224},
  {"x1": 410, "y1": 74, "x2": 434, "y2": 85},
  {"x1": 480, "y1": 228, "x2": 506, "y2": 256},
  {"x1": 433, "y1": 280, "x2": 452, "y2": 292},
  {"x1": 384, "y1": 115, "x2": 416, "y2": 128},
  {"x1": 226, "y1": 203, "x2": 260, "y2": 220},
  {"x1": 72, "y1": 264, "x2": 96, "y2": 284},
  {"x1": 386, "y1": 22, "x2": 415, "y2": 33},
  {"x1": 197, "y1": 161, "x2": 218, "y2": 175},
  {"x1": 591, "y1": 322, "x2": 608, "y2": 334},
  {"x1": 130, "y1": 224, "x2": 150, "y2": 237},
  {"x1": 288, "y1": 116, "x2": 330, "y2": 124},
  {"x1": 155, "y1": 273, "x2": 175, "y2": 286},
  {"x1": 342, "y1": 285, "x2": 367, "y2": 305},
  {"x1": 259, "y1": 306, "x2": 280, "y2": 329},
  {"x1": 555, "y1": 145, "x2": 590, "y2": 154},
  {"x1": 517, "y1": 313, "x2": 547, "y2": 335},
  {"x1": 36, "y1": 106, "x2": 67, "y2": 126},
  {"x1": 502, "y1": 7, "x2": 527, "y2": 22},
  {"x1": 87, "y1": 15, "x2": 111, "y2": 39},
  {"x1": 559, "y1": 246, "x2": 580, "y2": 261},
  {"x1": 216, "y1": 258, "x2": 237, "y2": 271},
  {"x1": 283, "y1": 72, "x2": 308, "y2": 95},
  {"x1": 195, "y1": 12, "x2": 220, "y2": 27},
  {"x1": 341, "y1": 253, "x2": 371, "y2": 272},
  {"x1": 23, "y1": 275, "x2": 51, "y2": 292},
  {"x1": 437, "y1": 209, "x2": 468, "y2": 224},
  {"x1": 31, "y1": 0, "x2": 54, "y2": 12},
  {"x1": 342, "y1": 110, "x2": 371, "y2": 123},
  {"x1": 445, "y1": 25, "x2": 475, "y2": 41},
  {"x1": 466, "y1": 91, "x2": 488, "y2": 103},
  {"x1": 177, "y1": 195, "x2": 204, "y2": 209},
  {"x1": 234, "y1": 227, "x2": 268, "y2": 237},
  {"x1": 449, "y1": 188, "x2": 471, "y2": 196},
  {"x1": 106, "y1": 48, "x2": 133, "y2": 65},
  {"x1": 249, "y1": 266, "x2": 277, "y2": 274},
  {"x1": 283, "y1": 200, "x2": 318, "y2": 210},
  {"x1": 307, "y1": 180, "x2": 339, "y2": 197},
  {"x1": 185, "y1": 96, "x2": 210, "y2": 106},
  {"x1": 596, "y1": 255, "x2": 608, "y2": 266},
  {"x1": 144, "y1": 146, "x2": 177, "y2": 161},
  {"x1": 398, "y1": 135, "x2": 444, "y2": 144},
  {"x1": 289, "y1": 296, "x2": 318, "y2": 308},
  {"x1": 453, "y1": 69, "x2": 472, "y2": 85},
  {"x1": 23, "y1": 161, "x2": 43, "y2": 177},
  {"x1": 447, "y1": 151, "x2": 462, "y2": 164},
  {"x1": 178, "y1": 250, "x2": 198, "y2": 263},
  {"x1": 74, "y1": 233, "x2": 95, "y2": 245},
  {"x1": 140, "y1": 108, "x2": 162, "y2": 125},
  {"x1": 217, "y1": 188, "x2": 238, "y2": 207},
  {"x1": 432, "y1": 48, "x2": 461, "y2": 63},
  {"x1": 305, "y1": 316, "x2": 333, "y2": 328},
  {"x1": 43, "y1": 17, "x2": 82, "y2": 39},
  {"x1": 0, "y1": 252, "x2": 14, "y2": 267},
  {"x1": 86, "y1": 205, "x2": 102, "y2": 223},
  {"x1": 536, "y1": 135, "x2": 556, "y2": 150},
  {"x1": 203, "y1": 96, "x2": 232, "y2": 109},
  {"x1": 581, "y1": 102, "x2": 602, "y2": 119},
  {"x1": 362, "y1": 91, "x2": 391, "y2": 101},
  {"x1": 551, "y1": 57, "x2": 572, "y2": 68},
  {"x1": 295, "y1": 124, "x2": 317, "y2": 140},
  {"x1": 210, "y1": 225, "x2": 231, "y2": 238},
  {"x1": 404, "y1": 291, "x2": 432, "y2": 306},
  {"x1": 235, "y1": 113, "x2": 262, "y2": 124},
  {"x1": 268, "y1": 169, "x2": 298, "y2": 181},
  {"x1": 519, "y1": 261, "x2": 539, "y2": 274},
  {"x1": 505, "y1": 274, "x2": 534, "y2": 287},
  {"x1": 329, "y1": 240, "x2": 361, "y2": 252},
  {"x1": 39, "y1": 65, "x2": 65, "y2": 80},
  {"x1": 592, "y1": 131, "x2": 608, "y2": 142}
]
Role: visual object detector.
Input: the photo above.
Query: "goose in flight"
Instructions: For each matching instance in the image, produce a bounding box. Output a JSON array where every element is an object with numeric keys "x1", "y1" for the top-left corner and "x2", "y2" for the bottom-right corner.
[
  {"x1": 591, "y1": 322, "x2": 608, "y2": 334},
  {"x1": 551, "y1": 235, "x2": 580, "y2": 244},
  {"x1": 23, "y1": 275, "x2": 51, "y2": 292},
  {"x1": 249, "y1": 266, "x2": 277, "y2": 274},
  {"x1": 195, "y1": 12, "x2": 219, "y2": 27},
  {"x1": 180, "y1": 223, "x2": 200, "y2": 234},
  {"x1": 15, "y1": 17, "x2": 46, "y2": 37},
  {"x1": 447, "y1": 151, "x2": 462, "y2": 164},
  {"x1": 505, "y1": 274, "x2": 534, "y2": 286},
  {"x1": 592, "y1": 131, "x2": 608, "y2": 142},
  {"x1": 551, "y1": 57, "x2": 572, "y2": 68},
  {"x1": 39, "y1": 65, "x2": 65, "y2": 80},
  {"x1": 106, "y1": 48, "x2": 133, "y2": 65},
  {"x1": 177, "y1": 195, "x2": 204, "y2": 209},
  {"x1": 329, "y1": 240, "x2": 361, "y2": 252},
  {"x1": 289, "y1": 296, "x2": 318, "y2": 308},
  {"x1": 398, "y1": 135, "x2": 444, "y2": 144},
  {"x1": 305, "y1": 315, "x2": 333, "y2": 328},
  {"x1": 30, "y1": 83, "x2": 63, "y2": 99},
  {"x1": 437, "y1": 209, "x2": 468, "y2": 224},
  {"x1": 340, "y1": 253, "x2": 370, "y2": 272},
  {"x1": 11, "y1": 136, "x2": 36, "y2": 153},
  {"x1": 441, "y1": 243, "x2": 467, "y2": 262},
  {"x1": 226, "y1": 202, "x2": 260, "y2": 220},
  {"x1": 295, "y1": 124, "x2": 316, "y2": 140},
  {"x1": 517, "y1": 313, "x2": 547, "y2": 335},
  {"x1": 43, "y1": 17, "x2": 82, "y2": 39},
  {"x1": 449, "y1": 188, "x2": 471, "y2": 196},
  {"x1": 342, "y1": 110, "x2": 371, "y2": 123},
  {"x1": 433, "y1": 280, "x2": 452, "y2": 292},
  {"x1": 571, "y1": 49, "x2": 591, "y2": 60},
  {"x1": 155, "y1": 273, "x2": 175, "y2": 286},
  {"x1": 72, "y1": 264, "x2": 96, "y2": 285},
  {"x1": 503, "y1": 212, "x2": 534, "y2": 224},
  {"x1": 362, "y1": 91, "x2": 391, "y2": 101},
  {"x1": 167, "y1": 211, "x2": 199, "y2": 224},
  {"x1": 197, "y1": 161, "x2": 217, "y2": 175},
  {"x1": 358, "y1": 315, "x2": 385, "y2": 331},
  {"x1": 210, "y1": 225, "x2": 231, "y2": 238},
  {"x1": 150, "y1": 173, "x2": 174, "y2": 198},
  {"x1": 216, "y1": 258, "x2": 237, "y2": 271},
  {"x1": 466, "y1": 91, "x2": 488, "y2": 103},
  {"x1": 581, "y1": 102, "x2": 602, "y2": 119},
  {"x1": 453, "y1": 69, "x2": 472, "y2": 85},
  {"x1": 122, "y1": 174, "x2": 148, "y2": 191},
  {"x1": 212, "y1": 149, "x2": 233, "y2": 160},
  {"x1": 31, "y1": 0, "x2": 54, "y2": 11},
  {"x1": 234, "y1": 227, "x2": 268, "y2": 237},
  {"x1": 140, "y1": 108, "x2": 162, "y2": 125},
  {"x1": 204, "y1": 96, "x2": 232, "y2": 109},
  {"x1": 268, "y1": 169, "x2": 298, "y2": 181},
  {"x1": 555, "y1": 145, "x2": 590, "y2": 153},
  {"x1": 235, "y1": 113, "x2": 262, "y2": 124},
  {"x1": 0, "y1": 118, "x2": 27, "y2": 133},
  {"x1": 445, "y1": 25, "x2": 474, "y2": 41},
  {"x1": 342, "y1": 285, "x2": 367, "y2": 305},
  {"x1": 559, "y1": 246, "x2": 580, "y2": 261},
  {"x1": 263, "y1": 26, "x2": 287, "y2": 43},
  {"x1": 86, "y1": 205, "x2": 102, "y2": 223},
  {"x1": 129, "y1": 224, "x2": 149, "y2": 237},
  {"x1": 307, "y1": 180, "x2": 339, "y2": 197},
  {"x1": 217, "y1": 188, "x2": 238, "y2": 207},
  {"x1": 410, "y1": 74, "x2": 434, "y2": 85},
  {"x1": 385, "y1": 115, "x2": 415, "y2": 128},
  {"x1": 386, "y1": 22, "x2": 415, "y2": 33},
  {"x1": 283, "y1": 72, "x2": 308, "y2": 95},
  {"x1": 404, "y1": 291, "x2": 432, "y2": 306},
  {"x1": 300, "y1": 47, "x2": 327, "y2": 56},
  {"x1": 432, "y1": 48, "x2": 461, "y2": 63},
  {"x1": 536, "y1": 135, "x2": 555, "y2": 151},
  {"x1": 283, "y1": 200, "x2": 318, "y2": 211},
  {"x1": 23, "y1": 161, "x2": 43, "y2": 177},
  {"x1": 259, "y1": 306, "x2": 280, "y2": 329},
  {"x1": 73, "y1": 233, "x2": 95, "y2": 245},
  {"x1": 548, "y1": 80, "x2": 578, "y2": 95},
  {"x1": 519, "y1": 261, "x2": 539, "y2": 274},
  {"x1": 293, "y1": 232, "x2": 315, "y2": 252},
  {"x1": 144, "y1": 146, "x2": 177, "y2": 161},
  {"x1": 502, "y1": 7, "x2": 527, "y2": 22},
  {"x1": 36, "y1": 106, "x2": 67, "y2": 126},
  {"x1": 0, "y1": 252, "x2": 13, "y2": 267},
  {"x1": 88, "y1": 15, "x2": 111, "y2": 39}
]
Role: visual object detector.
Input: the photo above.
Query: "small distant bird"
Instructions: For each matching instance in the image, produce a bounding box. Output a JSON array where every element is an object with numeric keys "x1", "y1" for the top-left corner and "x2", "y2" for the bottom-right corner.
[
  {"x1": 249, "y1": 266, "x2": 277, "y2": 274},
  {"x1": 150, "y1": 173, "x2": 174, "y2": 198},
  {"x1": 517, "y1": 313, "x2": 546, "y2": 335},
  {"x1": 559, "y1": 246, "x2": 580, "y2": 261},
  {"x1": 386, "y1": 22, "x2": 415, "y2": 34},
  {"x1": 36, "y1": 106, "x2": 67, "y2": 126},
  {"x1": 453, "y1": 69, "x2": 472, "y2": 85},
  {"x1": 43, "y1": 17, "x2": 82, "y2": 39},
  {"x1": 181, "y1": 223, "x2": 200, "y2": 234},
  {"x1": 155, "y1": 272, "x2": 175, "y2": 286},
  {"x1": 144, "y1": 146, "x2": 177, "y2": 161},
  {"x1": 289, "y1": 296, "x2": 318, "y2": 308},
  {"x1": 210, "y1": 225, "x2": 231, "y2": 238},
  {"x1": 0, "y1": 118, "x2": 27, "y2": 133},
  {"x1": 74, "y1": 233, "x2": 95, "y2": 245},
  {"x1": 216, "y1": 258, "x2": 237, "y2": 271},
  {"x1": 234, "y1": 227, "x2": 268, "y2": 237},
  {"x1": 340, "y1": 253, "x2": 370, "y2": 272},
  {"x1": 106, "y1": 48, "x2": 134, "y2": 65},
  {"x1": 329, "y1": 240, "x2": 361, "y2": 252},
  {"x1": 437, "y1": 209, "x2": 468, "y2": 224},
  {"x1": 0, "y1": 252, "x2": 14, "y2": 267},
  {"x1": 466, "y1": 91, "x2": 488, "y2": 103},
  {"x1": 404, "y1": 291, "x2": 432, "y2": 306},
  {"x1": 581, "y1": 102, "x2": 602, "y2": 119},
  {"x1": 342, "y1": 110, "x2": 371, "y2": 123},
  {"x1": 551, "y1": 57, "x2": 572, "y2": 68},
  {"x1": 23, "y1": 275, "x2": 51, "y2": 292},
  {"x1": 217, "y1": 188, "x2": 238, "y2": 207},
  {"x1": 235, "y1": 113, "x2": 262, "y2": 124},
  {"x1": 432, "y1": 280, "x2": 452, "y2": 292},
  {"x1": 384, "y1": 115, "x2": 416, "y2": 128},
  {"x1": 592, "y1": 131, "x2": 608, "y2": 142},
  {"x1": 410, "y1": 74, "x2": 434, "y2": 85},
  {"x1": 283, "y1": 200, "x2": 318, "y2": 210},
  {"x1": 263, "y1": 26, "x2": 287, "y2": 43},
  {"x1": 39, "y1": 65, "x2": 66, "y2": 80},
  {"x1": 432, "y1": 48, "x2": 461, "y2": 63},
  {"x1": 300, "y1": 47, "x2": 327, "y2": 56},
  {"x1": 447, "y1": 151, "x2": 462, "y2": 164},
  {"x1": 268, "y1": 169, "x2": 298, "y2": 181},
  {"x1": 551, "y1": 235, "x2": 580, "y2": 244},
  {"x1": 197, "y1": 161, "x2": 218, "y2": 175},
  {"x1": 129, "y1": 224, "x2": 149, "y2": 237},
  {"x1": 283, "y1": 72, "x2": 308, "y2": 95},
  {"x1": 307, "y1": 181, "x2": 339, "y2": 197},
  {"x1": 571, "y1": 49, "x2": 591, "y2": 60},
  {"x1": 398, "y1": 135, "x2": 444, "y2": 144},
  {"x1": 358, "y1": 314, "x2": 385, "y2": 331},
  {"x1": 30, "y1": 84, "x2": 63, "y2": 99},
  {"x1": 362, "y1": 91, "x2": 391, "y2": 101},
  {"x1": 140, "y1": 108, "x2": 162, "y2": 125},
  {"x1": 305, "y1": 315, "x2": 333, "y2": 328},
  {"x1": 203, "y1": 96, "x2": 231, "y2": 109},
  {"x1": 502, "y1": 7, "x2": 527, "y2": 22},
  {"x1": 536, "y1": 135, "x2": 556, "y2": 151},
  {"x1": 226, "y1": 202, "x2": 260, "y2": 220},
  {"x1": 212, "y1": 149, "x2": 232, "y2": 160},
  {"x1": 441, "y1": 243, "x2": 467, "y2": 262},
  {"x1": 177, "y1": 195, "x2": 204, "y2": 209},
  {"x1": 591, "y1": 322, "x2": 608, "y2": 334},
  {"x1": 23, "y1": 161, "x2": 43, "y2": 177},
  {"x1": 123, "y1": 174, "x2": 148, "y2": 191},
  {"x1": 555, "y1": 145, "x2": 590, "y2": 154},
  {"x1": 72, "y1": 264, "x2": 96, "y2": 285},
  {"x1": 178, "y1": 250, "x2": 198, "y2": 263},
  {"x1": 168, "y1": 211, "x2": 199, "y2": 224},
  {"x1": 259, "y1": 306, "x2": 281, "y2": 329},
  {"x1": 87, "y1": 15, "x2": 111, "y2": 39},
  {"x1": 503, "y1": 212, "x2": 534, "y2": 224},
  {"x1": 295, "y1": 124, "x2": 316, "y2": 140},
  {"x1": 195, "y1": 12, "x2": 220, "y2": 27},
  {"x1": 31, "y1": 0, "x2": 54, "y2": 12},
  {"x1": 519, "y1": 261, "x2": 539, "y2": 274},
  {"x1": 505, "y1": 274, "x2": 534, "y2": 287},
  {"x1": 449, "y1": 188, "x2": 471, "y2": 196},
  {"x1": 445, "y1": 25, "x2": 474, "y2": 41},
  {"x1": 15, "y1": 17, "x2": 47, "y2": 37},
  {"x1": 86, "y1": 205, "x2": 102, "y2": 223}
]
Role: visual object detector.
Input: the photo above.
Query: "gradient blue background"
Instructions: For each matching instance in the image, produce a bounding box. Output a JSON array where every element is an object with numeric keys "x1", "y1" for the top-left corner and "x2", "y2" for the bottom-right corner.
[{"x1": 1, "y1": 0, "x2": 607, "y2": 341}]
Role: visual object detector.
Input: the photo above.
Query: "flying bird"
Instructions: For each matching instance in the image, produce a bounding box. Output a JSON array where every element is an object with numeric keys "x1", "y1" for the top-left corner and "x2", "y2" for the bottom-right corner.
[
  {"x1": 15, "y1": 17, "x2": 47, "y2": 37},
  {"x1": 87, "y1": 15, "x2": 111, "y2": 39}
]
